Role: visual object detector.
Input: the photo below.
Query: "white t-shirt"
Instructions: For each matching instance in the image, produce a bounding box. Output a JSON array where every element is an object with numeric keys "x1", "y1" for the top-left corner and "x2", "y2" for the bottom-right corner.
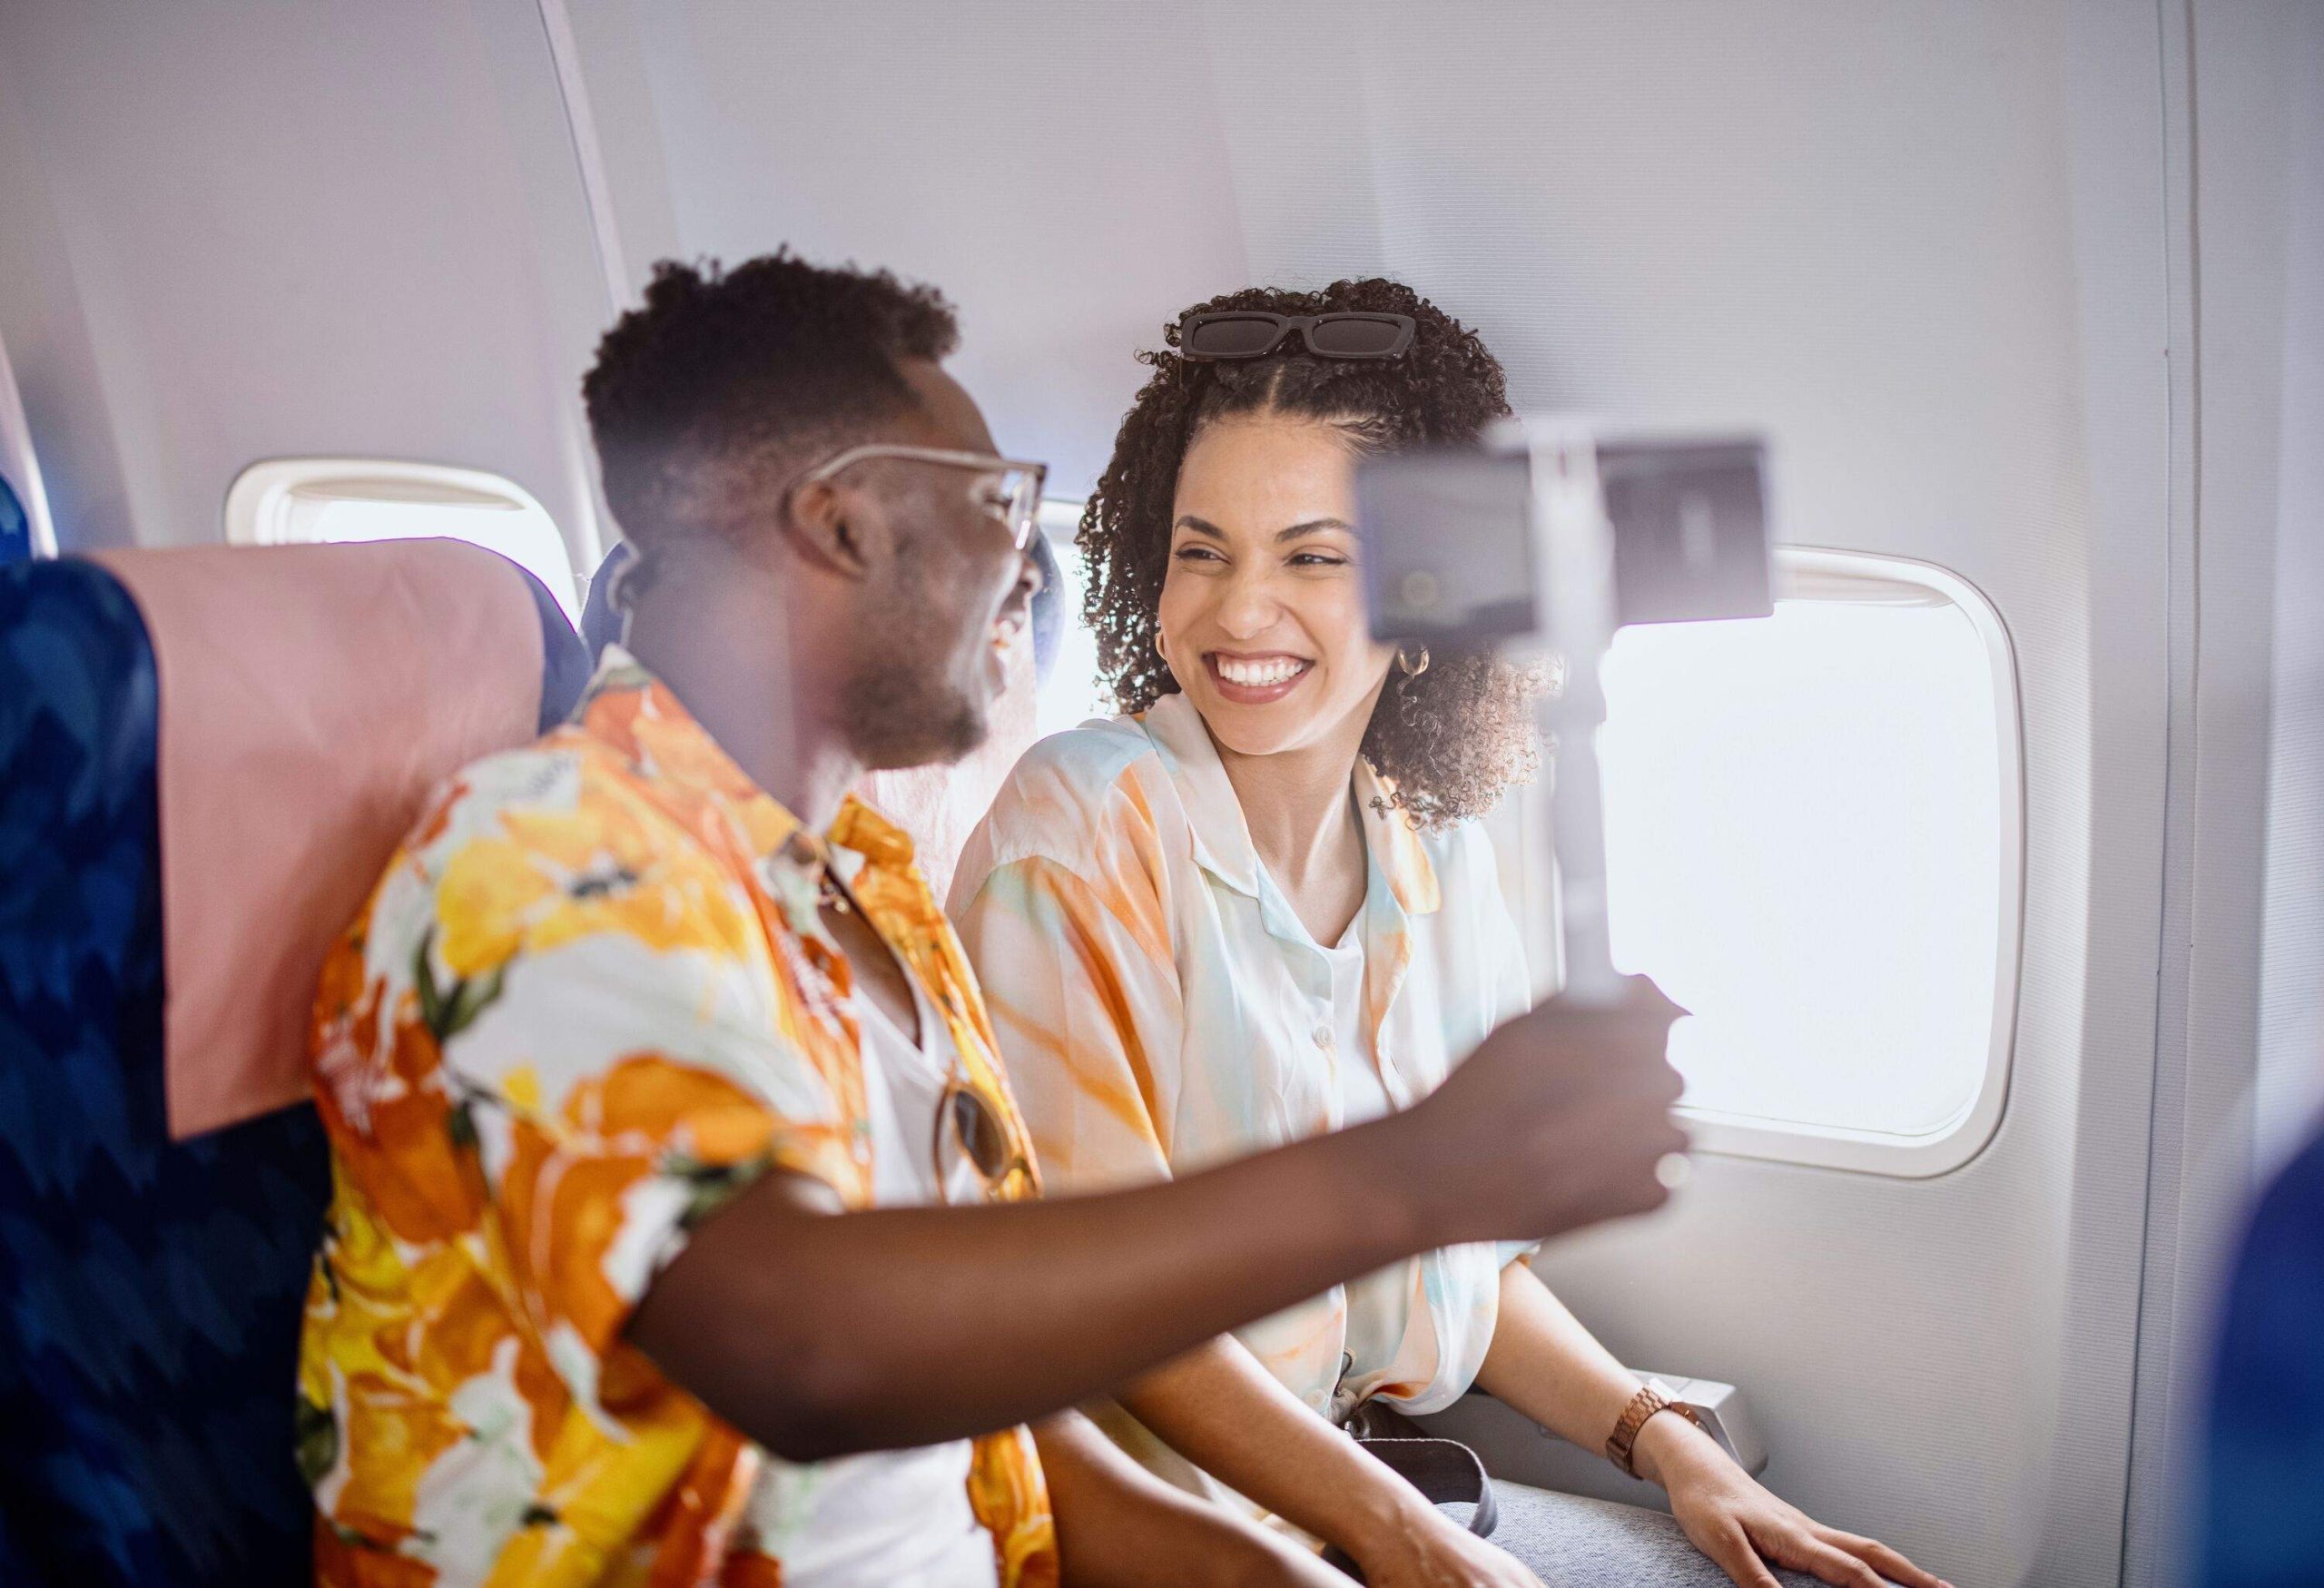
[{"x1": 737, "y1": 877, "x2": 1000, "y2": 1588}]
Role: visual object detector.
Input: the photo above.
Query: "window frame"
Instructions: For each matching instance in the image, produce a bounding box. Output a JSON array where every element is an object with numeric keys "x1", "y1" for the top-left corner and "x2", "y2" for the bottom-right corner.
[
  {"x1": 222, "y1": 457, "x2": 583, "y2": 619},
  {"x1": 1619, "y1": 547, "x2": 2026, "y2": 1179}
]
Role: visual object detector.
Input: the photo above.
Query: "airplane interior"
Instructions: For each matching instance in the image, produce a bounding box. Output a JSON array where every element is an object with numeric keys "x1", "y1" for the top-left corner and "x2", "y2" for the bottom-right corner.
[{"x1": 1, "y1": 4, "x2": 2319, "y2": 1587}]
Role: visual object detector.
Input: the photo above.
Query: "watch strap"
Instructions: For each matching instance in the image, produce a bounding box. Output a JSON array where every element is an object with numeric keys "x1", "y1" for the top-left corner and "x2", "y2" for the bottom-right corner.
[{"x1": 1606, "y1": 1380, "x2": 1704, "y2": 1479}]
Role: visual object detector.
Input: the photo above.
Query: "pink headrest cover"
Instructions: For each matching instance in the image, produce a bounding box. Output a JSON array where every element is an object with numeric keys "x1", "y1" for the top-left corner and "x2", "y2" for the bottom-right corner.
[{"x1": 90, "y1": 542, "x2": 550, "y2": 1139}]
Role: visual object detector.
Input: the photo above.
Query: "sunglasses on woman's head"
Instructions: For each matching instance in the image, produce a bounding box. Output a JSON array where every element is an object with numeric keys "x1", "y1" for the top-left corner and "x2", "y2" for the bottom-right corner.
[{"x1": 1178, "y1": 311, "x2": 1418, "y2": 361}]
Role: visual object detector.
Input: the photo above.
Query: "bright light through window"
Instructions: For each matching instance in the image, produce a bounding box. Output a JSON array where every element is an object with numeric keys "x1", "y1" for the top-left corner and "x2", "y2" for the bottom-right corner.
[
  {"x1": 1599, "y1": 577, "x2": 2012, "y2": 1148},
  {"x1": 225, "y1": 459, "x2": 583, "y2": 623}
]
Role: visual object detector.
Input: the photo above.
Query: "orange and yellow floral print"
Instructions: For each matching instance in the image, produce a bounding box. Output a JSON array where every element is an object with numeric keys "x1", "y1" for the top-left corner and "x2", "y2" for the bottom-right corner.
[
  {"x1": 299, "y1": 649, "x2": 1054, "y2": 1588},
  {"x1": 969, "y1": 1426, "x2": 1059, "y2": 1588},
  {"x1": 434, "y1": 791, "x2": 754, "y2": 978}
]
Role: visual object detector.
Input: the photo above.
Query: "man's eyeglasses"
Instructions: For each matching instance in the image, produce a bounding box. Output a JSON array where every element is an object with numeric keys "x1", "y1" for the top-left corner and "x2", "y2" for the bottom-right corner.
[
  {"x1": 1178, "y1": 311, "x2": 1418, "y2": 361},
  {"x1": 794, "y1": 444, "x2": 1049, "y2": 551}
]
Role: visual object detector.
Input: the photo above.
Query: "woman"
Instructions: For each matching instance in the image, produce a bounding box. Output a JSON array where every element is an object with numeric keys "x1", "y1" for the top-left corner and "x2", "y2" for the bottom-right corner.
[{"x1": 951, "y1": 280, "x2": 1945, "y2": 1588}]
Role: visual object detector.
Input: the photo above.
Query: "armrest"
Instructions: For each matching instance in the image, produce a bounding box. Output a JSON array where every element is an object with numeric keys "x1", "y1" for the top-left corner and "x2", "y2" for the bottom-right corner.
[{"x1": 1408, "y1": 1373, "x2": 1768, "y2": 1512}]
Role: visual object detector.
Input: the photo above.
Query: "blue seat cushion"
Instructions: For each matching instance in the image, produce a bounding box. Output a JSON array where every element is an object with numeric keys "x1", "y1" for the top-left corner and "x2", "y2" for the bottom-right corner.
[{"x1": 524, "y1": 562, "x2": 591, "y2": 729}]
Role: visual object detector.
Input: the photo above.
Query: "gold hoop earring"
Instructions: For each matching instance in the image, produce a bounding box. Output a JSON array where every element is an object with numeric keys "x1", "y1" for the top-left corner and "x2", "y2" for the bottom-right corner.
[{"x1": 1396, "y1": 644, "x2": 1431, "y2": 679}]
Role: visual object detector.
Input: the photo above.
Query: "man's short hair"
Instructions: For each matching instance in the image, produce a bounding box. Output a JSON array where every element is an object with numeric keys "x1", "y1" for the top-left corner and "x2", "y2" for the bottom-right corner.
[{"x1": 582, "y1": 251, "x2": 960, "y2": 552}]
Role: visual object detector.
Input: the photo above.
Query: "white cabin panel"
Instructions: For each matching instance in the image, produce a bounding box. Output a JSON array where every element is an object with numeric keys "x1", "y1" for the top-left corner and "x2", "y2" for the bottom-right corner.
[{"x1": 0, "y1": 0, "x2": 609, "y2": 560}]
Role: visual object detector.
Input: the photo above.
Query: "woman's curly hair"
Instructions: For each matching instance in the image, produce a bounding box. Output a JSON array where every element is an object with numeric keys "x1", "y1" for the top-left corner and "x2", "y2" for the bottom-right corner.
[{"x1": 1080, "y1": 276, "x2": 1543, "y2": 831}]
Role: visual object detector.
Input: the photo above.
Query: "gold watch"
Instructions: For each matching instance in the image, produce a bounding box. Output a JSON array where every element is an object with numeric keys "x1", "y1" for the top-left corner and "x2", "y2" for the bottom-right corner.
[{"x1": 1605, "y1": 1380, "x2": 1705, "y2": 1479}]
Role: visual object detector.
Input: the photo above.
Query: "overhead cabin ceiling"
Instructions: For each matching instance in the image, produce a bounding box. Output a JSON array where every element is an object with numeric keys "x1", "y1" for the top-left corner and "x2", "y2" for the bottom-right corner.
[{"x1": 569, "y1": 0, "x2": 2102, "y2": 572}]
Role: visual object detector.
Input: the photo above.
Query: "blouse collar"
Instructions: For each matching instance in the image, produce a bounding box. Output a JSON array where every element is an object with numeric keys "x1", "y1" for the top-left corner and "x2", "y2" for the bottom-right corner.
[{"x1": 1139, "y1": 691, "x2": 1441, "y2": 919}]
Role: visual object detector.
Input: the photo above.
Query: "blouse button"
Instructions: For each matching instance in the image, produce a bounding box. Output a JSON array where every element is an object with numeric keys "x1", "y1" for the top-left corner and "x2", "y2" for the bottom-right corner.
[{"x1": 1314, "y1": 1022, "x2": 1334, "y2": 1050}]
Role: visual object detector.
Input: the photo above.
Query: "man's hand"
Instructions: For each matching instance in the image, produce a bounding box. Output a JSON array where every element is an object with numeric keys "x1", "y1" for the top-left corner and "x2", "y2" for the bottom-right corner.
[{"x1": 1388, "y1": 976, "x2": 1689, "y2": 1247}]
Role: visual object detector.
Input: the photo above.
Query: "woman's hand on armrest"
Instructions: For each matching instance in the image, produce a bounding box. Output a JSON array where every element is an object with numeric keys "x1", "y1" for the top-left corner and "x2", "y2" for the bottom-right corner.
[
  {"x1": 1639, "y1": 1416, "x2": 1950, "y2": 1588},
  {"x1": 1117, "y1": 1336, "x2": 1541, "y2": 1588}
]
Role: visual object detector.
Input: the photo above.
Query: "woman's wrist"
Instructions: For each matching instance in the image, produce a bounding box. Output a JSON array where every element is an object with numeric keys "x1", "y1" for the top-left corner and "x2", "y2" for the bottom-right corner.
[
  {"x1": 1335, "y1": 1445, "x2": 1458, "y2": 1563},
  {"x1": 1630, "y1": 1407, "x2": 1727, "y2": 1490},
  {"x1": 1340, "y1": 1490, "x2": 1443, "y2": 1571}
]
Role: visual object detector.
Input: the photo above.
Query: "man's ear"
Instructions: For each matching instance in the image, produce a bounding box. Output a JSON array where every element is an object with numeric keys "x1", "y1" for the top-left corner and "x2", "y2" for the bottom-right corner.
[{"x1": 783, "y1": 478, "x2": 882, "y2": 581}]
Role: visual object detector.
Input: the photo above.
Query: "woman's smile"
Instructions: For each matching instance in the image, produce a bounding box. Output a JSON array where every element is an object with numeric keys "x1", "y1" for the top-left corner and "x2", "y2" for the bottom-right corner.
[{"x1": 1205, "y1": 649, "x2": 1315, "y2": 705}]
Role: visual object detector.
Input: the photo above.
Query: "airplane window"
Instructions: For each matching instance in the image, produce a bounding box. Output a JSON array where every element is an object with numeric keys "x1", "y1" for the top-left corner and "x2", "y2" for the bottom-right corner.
[
  {"x1": 1595, "y1": 550, "x2": 2021, "y2": 1176},
  {"x1": 1035, "y1": 502, "x2": 1110, "y2": 737},
  {"x1": 224, "y1": 459, "x2": 584, "y2": 623}
]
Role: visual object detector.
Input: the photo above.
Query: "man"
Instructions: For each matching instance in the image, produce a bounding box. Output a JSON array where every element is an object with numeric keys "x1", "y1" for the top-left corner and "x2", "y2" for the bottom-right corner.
[{"x1": 298, "y1": 251, "x2": 1686, "y2": 1586}]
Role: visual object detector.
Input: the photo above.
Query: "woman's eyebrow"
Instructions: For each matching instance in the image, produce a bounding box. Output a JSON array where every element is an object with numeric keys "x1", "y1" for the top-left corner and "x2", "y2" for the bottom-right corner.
[{"x1": 1171, "y1": 515, "x2": 1354, "y2": 542}]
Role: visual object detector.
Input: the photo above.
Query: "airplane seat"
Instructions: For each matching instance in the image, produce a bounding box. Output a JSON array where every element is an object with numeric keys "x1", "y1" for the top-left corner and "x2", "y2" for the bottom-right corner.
[
  {"x1": 0, "y1": 476, "x2": 29, "y2": 564},
  {"x1": 581, "y1": 538, "x2": 632, "y2": 658},
  {"x1": 0, "y1": 547, "x2": 586, "y2": 1588}
]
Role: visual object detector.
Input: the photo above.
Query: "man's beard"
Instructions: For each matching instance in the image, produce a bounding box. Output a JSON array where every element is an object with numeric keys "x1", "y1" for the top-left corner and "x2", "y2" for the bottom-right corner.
[{"x1": 841, "y1": 639, "x2": 988, "y2": 771}]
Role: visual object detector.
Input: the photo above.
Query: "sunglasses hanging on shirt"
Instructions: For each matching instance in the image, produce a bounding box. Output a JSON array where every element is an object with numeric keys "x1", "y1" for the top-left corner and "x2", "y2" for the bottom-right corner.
[{"x1": 1177, "y1": 311, "x2": 1418, "y2": 361}]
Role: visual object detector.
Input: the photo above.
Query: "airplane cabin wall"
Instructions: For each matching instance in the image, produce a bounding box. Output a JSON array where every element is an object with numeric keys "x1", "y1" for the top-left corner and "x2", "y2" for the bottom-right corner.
[
  {"x1": 0, "y1": 0, "x2": 612, "y2": 566},
  {"x1": 2124, "y1": 4, "x2": 2324, "y2": 1581},
  {"x1": 2253, "y1": 3, "x2": 2324, "y2": 1195}
]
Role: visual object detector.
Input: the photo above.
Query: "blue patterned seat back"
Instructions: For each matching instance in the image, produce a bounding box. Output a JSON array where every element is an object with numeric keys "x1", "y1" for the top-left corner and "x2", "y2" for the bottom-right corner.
[
  {"x1": 0, "y1": 554, "x2": 586, "y2": 1587},
  {"x1": 0, "y1": 477, "x2": 29, "y2": 565}
]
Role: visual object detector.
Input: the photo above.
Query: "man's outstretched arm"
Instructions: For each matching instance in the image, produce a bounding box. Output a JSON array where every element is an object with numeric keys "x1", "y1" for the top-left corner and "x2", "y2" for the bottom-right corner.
[{"x1": 627, "y1": 986, "x2": 1685, "y2": 1460}]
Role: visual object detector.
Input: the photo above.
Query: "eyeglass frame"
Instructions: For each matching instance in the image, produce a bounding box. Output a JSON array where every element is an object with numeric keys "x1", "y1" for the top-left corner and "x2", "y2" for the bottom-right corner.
[
  {"x1": 820, "y1": 859, "x2": 1036, "y2": 1205},
  {"x1": 934, "y1": 1072, "x2": 1037, "y2": 1204},
  {"x1": 790, "y1": 443, "x2": 1049, "y2": 551},
  {"x1": 1177, "y1": 310, "x2": 1419, "y2": 361}
]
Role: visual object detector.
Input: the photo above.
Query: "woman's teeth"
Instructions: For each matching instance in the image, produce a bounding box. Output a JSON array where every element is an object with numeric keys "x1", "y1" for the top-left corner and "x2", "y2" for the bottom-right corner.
[{"x1": 1217, "y1": 656, "x2": 1306, "y2": 686}]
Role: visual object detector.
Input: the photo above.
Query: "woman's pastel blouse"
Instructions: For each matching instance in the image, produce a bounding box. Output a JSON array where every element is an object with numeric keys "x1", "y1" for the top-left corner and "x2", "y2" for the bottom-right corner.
[{"x1": 951, "y1": 694, "x2": 1534, "y2": 1447}]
